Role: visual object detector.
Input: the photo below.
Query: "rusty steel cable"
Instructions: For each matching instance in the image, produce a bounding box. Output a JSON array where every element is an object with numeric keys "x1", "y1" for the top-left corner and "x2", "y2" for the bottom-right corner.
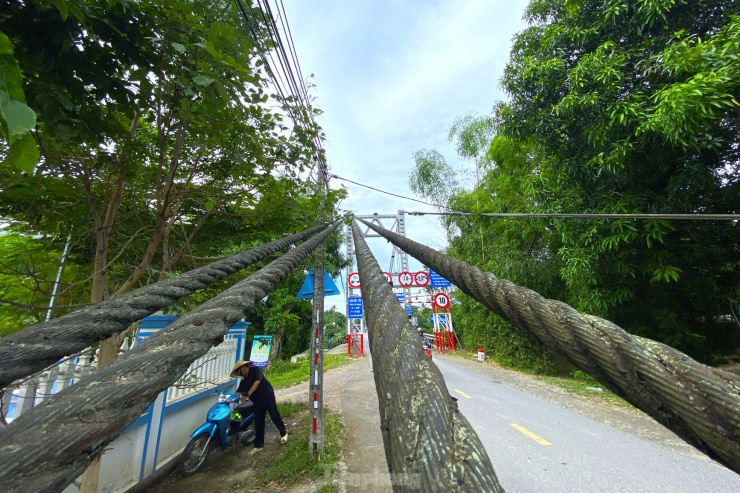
[
  {"x1": 0, "y1": 224, "x2": 327, "y2": 390},
  {"x1": 355, "y1": 217, "x2": 740, "y2": 476},
  {"x1": 351, "y1": 221, "x2": 504, "y2": 492},
  {"x1": 0, "y1": 221, "x2": 341, "y2": 493}
]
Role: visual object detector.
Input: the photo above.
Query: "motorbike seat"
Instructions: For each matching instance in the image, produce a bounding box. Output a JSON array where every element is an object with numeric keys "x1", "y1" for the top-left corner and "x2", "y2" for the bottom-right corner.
[{"x1": 235, "y1": 400, "x2": 254, "y2": 413}]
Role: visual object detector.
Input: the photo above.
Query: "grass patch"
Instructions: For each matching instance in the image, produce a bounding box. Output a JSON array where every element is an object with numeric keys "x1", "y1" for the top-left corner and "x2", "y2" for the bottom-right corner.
[
  {"x1": 237, "y1": 402, "x2": 343, "y2": 492},
  {"x1": 266, "y1": 354, "x2": 353, "y2": 390},
  {"x1": 536, "y1": 370, "x2": 631, "y2": 407}
]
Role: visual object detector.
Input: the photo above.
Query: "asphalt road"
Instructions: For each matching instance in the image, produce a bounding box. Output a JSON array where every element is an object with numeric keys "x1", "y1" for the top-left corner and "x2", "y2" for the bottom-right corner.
[{"x1": 432, "y1": 356, "x2": 740, "y2": 493}]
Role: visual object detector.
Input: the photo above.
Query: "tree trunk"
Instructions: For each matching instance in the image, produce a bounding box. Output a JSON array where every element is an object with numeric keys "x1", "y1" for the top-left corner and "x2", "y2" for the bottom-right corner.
[
  {"x1": 269, "y1": 326, "x2": 284, "y2": 363},
  {"x1": 79, "y1": 158, "x2": 127, "y2": 493}
]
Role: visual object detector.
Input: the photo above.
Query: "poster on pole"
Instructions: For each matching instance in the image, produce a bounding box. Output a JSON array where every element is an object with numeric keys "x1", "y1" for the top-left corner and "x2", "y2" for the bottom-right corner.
[{"x1": 249, "y1": 335, "x2": 272, "y2": 368}]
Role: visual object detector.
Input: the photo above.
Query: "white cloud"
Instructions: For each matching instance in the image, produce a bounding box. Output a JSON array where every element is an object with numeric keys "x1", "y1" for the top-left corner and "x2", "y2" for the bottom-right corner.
[{"x1": 280, "y1": 0, "x2": 529, "y2": 311}]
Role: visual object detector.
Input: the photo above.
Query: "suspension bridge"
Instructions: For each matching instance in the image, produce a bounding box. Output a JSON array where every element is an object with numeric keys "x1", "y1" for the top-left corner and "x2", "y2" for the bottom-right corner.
[{"x1": 0, "y1": 217, "x2": 737, "y2": 492}]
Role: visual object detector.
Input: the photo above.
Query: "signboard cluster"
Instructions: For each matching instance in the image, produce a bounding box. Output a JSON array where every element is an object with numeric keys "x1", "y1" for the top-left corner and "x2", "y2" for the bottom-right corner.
[{"x1": 347, "y1": 270, "x2": 450, "y2": 288}]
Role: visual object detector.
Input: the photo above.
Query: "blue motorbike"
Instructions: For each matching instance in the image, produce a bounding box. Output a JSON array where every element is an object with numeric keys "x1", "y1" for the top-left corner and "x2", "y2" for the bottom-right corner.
[{"x1": 178, "y1": 390, "x2": 256, "y2": 476}]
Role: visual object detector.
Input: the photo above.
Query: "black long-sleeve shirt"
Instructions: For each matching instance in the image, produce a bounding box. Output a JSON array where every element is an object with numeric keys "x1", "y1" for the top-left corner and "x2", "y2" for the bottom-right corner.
[{"x1": 236, "y1": 366, "x2": 275, "y2": 407}]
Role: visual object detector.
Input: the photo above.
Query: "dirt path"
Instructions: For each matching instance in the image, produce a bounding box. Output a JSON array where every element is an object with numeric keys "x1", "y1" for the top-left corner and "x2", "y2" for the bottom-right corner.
[{"x1": 275, "y1": 349, "x2": 392, "y2": 492}]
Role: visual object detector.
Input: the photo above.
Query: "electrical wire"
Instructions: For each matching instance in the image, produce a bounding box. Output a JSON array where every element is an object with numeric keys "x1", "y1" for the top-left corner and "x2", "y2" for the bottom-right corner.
[
  {"x1": 330, "y1": 175, "x2": 740, "y2": 221},
  {"x1": 233, "y1": 0, "x2": 327, "y2": 181},
  {"x1": 329, "y1": 174, "x2": 452, "y2": 209}
]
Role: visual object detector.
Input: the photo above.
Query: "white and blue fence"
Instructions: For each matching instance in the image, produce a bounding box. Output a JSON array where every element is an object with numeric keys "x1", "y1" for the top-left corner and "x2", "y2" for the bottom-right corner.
[{"x1": 3, "y1": 315, "x2": 247, "y2": 493}]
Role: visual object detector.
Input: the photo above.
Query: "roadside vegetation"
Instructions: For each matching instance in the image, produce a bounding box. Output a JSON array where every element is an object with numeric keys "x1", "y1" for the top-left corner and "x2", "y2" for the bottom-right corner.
[
  {"x1": 411, "y1": 0, "x2": 740, "y2": 373},
  {"x1": 146, "y1": 402, "x2": 343, "y2": 493},
  {"x1": 247, "y1": 402, "x2": 342, "y2": 492}
]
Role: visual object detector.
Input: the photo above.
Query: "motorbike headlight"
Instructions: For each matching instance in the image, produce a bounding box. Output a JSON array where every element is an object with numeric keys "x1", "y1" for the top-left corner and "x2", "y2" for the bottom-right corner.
[{"x1": 217, "y1": 393, "x2": 228, "y2": 403}]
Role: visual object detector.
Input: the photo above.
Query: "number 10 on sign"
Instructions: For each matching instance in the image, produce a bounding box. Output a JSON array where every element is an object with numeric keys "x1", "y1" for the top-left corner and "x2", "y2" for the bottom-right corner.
[{"x1": 433, "y1": 292, "x2": 450, "y2": 309}]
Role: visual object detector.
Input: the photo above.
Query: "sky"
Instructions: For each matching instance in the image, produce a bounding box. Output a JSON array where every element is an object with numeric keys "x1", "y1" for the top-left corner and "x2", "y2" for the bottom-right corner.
[{"x1": 280, "y1": 0, "x2": 531, "y2": 311}]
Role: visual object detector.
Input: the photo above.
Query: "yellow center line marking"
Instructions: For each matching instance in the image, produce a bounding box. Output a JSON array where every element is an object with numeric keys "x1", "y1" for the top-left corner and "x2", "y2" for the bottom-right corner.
[
  {"x1": 453, "y1": 389, "x2": 472, "y2": 399},
  {"x1": 510, "y1": 423, "x2": 552, "y2": 446}
]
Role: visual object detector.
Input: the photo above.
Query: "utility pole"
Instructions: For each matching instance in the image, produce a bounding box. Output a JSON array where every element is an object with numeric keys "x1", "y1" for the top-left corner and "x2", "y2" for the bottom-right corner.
[{"x1": 308, "y1": 163, "x2": 328, "y2": 455}]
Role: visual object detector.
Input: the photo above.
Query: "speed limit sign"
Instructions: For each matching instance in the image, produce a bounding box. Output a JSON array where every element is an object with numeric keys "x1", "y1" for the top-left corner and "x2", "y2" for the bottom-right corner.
[
  {"x1": 348, "y1": 272, "x2": 361, "y2": 289},
  {"x1": 398, "y1": 271, "x2": 413, "y2": 287},
  {"x1": 383, "y1": 272, "x2": 393, "y2": 284},
  {"x1": 414, "y1": 271, "x2": 430, "y2": 287},
  {"x1": 432, "y1": 292, "x2": 450, "y2": 309}
]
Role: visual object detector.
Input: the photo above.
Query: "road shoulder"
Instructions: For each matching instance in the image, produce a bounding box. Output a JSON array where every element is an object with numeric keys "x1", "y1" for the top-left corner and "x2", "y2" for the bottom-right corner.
[{"x1": 435, "y1": 351, "x2": 712, "y2": 464}]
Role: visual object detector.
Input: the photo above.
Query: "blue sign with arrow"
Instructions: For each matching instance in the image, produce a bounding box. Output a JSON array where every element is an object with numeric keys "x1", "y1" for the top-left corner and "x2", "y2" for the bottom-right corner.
[{"x1": 296, "y1": 268, "x2": 341, "y2": 299}]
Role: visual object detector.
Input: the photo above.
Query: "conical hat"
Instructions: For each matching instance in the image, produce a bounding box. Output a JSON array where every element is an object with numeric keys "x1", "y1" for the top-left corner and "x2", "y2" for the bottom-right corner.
[{"x1": 230, "y1": 360, "x2": 253, "y2": 377}]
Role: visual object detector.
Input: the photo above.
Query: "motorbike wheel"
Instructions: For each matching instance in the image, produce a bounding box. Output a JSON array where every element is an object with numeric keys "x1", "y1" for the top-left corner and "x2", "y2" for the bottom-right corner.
[
  {"x1": 178, "y1": 433, "x2": 213, "y2": 477},
  {"x1": 235, "y1": 422, "x2": 256, "y2": 458}
]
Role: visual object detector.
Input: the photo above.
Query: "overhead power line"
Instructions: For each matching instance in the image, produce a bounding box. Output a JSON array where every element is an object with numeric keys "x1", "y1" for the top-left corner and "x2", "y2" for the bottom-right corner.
[
  {"x1": 330, "y1": 174, "x2": 739, "y2": 221},
  {"x1": 232, "y1": 0, "x2": 328, "y2": 188},
  {"x1": 329, "y1": 174, "x2": 451, "y2": 209}
]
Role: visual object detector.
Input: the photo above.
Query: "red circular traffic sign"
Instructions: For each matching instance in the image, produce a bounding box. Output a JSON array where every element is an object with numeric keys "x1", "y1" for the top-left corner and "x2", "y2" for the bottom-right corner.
[
  {"x1": 432, "y1": 292, "x2": 450, "y2": 309},
  {"x1": 414, "y1": 271, "x2": 430, "y2": 287},
  {"x1": 397, "y1": 271, "x2": 413, "y2": 287},
  {"x1": 383, "y1": 272, "x2": 392, "y2": 284},
  {"x1": 348, "y1": 272, "x2": 361, "y2": 288}
]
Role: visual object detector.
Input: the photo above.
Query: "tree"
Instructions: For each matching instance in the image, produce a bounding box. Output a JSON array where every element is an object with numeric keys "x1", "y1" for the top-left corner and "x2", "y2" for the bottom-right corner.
[
  {"x1": 1, "y1": 3, "x2": 341, "y2": 490},
  {"x1": 494, "y1": 0, "x2": 740, "y2": 360},
  {"x1": 412, "y1": 118, "x2": 569, "y2": 372},
  {"x1": 324, "y1": 308, "x2": 346, "y2": 349},
  {"x1": 0, "y1": 0, "x2": 339, "y2": 334}
]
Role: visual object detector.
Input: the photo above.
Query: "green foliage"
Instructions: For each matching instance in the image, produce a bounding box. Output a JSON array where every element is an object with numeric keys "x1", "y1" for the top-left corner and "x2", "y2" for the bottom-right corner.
[
  {"x1": 0, "y1": 31, "x2": 38, "y2": 172},
  {"x1": 0, "y1": 1, "x2": 344, "y2": 334},
  {"x1": 448, "y1": 113, "x2": 495, "y2": 163},
  {"x1": 256, "y1": 404, "x2": 342, "y2": 489},
  {"x1": 408, "y1": 149, "x2": 458, "y2": 205},
  {"x1": 0, "y1": 232, "x2": 73, "y2": 334},
  {"x1": 414, "y1": 306, "x2": 433, "y2": 331},
  {"x1": 492, "y1": 0, "x2": 740, "y2": 360}
]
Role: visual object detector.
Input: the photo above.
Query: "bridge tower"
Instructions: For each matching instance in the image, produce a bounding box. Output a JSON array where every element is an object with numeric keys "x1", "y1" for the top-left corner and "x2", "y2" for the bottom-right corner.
[{"x1": 345, "y1": 211, "x2": 412, "y2": 341}]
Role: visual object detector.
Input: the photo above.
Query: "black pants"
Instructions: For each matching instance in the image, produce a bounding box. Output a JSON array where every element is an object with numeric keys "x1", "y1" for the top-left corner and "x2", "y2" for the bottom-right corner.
[{"x1": 253, "y1": 398, "x2": 286, "y2": 448}]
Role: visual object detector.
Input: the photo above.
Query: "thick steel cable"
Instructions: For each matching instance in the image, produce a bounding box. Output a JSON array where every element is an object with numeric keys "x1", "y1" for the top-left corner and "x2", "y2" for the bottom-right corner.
[
  {"x1": 351, "y1": 221, "x2": 504, "y2": 492},
  {"x1": 405, "y1": 211, "x2": 740, "y2": 220},
  {"x1": 0, "y1": 221, "x2": 341, "y2": 493},
  {"x1": 0, "y1": 225, "x2": 326, "y2": 389},
  {"x1": 356, "y1": 217, "x2": 740, "y2": 475}
]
